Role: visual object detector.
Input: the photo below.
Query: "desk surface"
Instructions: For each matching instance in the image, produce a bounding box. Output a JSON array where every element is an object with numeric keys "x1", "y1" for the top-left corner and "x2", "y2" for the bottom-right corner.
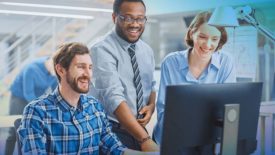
[
  {"x1": 0, "y1": 102, "x2": 274, "y2": 128},
  {"x1": 0, "y1": 115, "x2": 21, "y2": 128},
  {"x1": 260, "y1": 101, "x2": 275, "y2": 114}
]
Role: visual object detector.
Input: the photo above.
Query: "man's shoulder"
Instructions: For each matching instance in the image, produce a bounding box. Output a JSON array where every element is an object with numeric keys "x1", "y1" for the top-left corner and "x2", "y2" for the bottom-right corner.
[
  {"x1": 163, "y1": 50, "x2": 187, "y2": 64},
  {"x1": 137, "y1": 39, "x2": 153, "y2": 50},
  {"x1": 20, "y1": 58, "x2": 45, "y2": 73},
  {"x1": 85, "y1": 95, "x2": 105, "y2": 111},
  {"x1": 91, "y1": 32, "x2": 116, "y2": 51},
  {"x1": 215, "y1": 50, "x2": 234, "y2": 63},
  {"x1": 27, "y1": 57, "x2": 47, "y2": 67},
  {"x1": 25, "y1": 94, "x2": 56, "y2": 113},
  {"x1": 86, "y1": 95, "x2": 98, "y2": 103}
]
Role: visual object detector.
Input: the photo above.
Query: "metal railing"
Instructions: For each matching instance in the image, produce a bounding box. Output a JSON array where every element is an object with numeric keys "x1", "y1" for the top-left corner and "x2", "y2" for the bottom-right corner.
[
  {"x1": 0, "y1": 17, "x2": 72, "y2": 79},
  {"x1": 0, "y1": 16, "x2": 111, "y2": 101},
  {"x1": 0, "y1": 17, "x2": 73, "y2": 100}
]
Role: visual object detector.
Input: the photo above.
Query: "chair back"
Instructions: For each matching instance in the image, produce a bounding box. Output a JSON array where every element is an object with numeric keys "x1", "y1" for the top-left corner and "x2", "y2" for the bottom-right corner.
[{"x1": 14, "y1": 118, "x2": 22, "y2": 155}]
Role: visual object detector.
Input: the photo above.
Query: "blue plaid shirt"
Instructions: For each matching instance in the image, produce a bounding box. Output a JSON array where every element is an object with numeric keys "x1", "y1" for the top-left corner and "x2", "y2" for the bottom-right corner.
[{"x1": 18, "y1": 87, "x2": 126, "y2": 155}]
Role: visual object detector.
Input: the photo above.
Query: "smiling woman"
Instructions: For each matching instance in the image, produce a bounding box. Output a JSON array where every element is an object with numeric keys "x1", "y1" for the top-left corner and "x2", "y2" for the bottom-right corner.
[
  {"x1": 188, "y1": 22, "x2": 223, "y2": 78},
  {"x1": 191, "y1": 24, "x2": 221, "y2": 51},
  {"x1": 153, "y1": 11, "x2": 237, "y2": 150}
]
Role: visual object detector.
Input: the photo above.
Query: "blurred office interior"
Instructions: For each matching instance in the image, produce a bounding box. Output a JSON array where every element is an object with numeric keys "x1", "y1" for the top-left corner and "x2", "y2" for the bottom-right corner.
[{"x1": 0, "y1": 0, "x2": 275, "y2": 154}]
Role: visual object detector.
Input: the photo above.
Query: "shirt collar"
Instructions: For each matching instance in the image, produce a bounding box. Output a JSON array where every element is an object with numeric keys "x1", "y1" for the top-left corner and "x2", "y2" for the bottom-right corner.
[
  {"x1": 179, "y1": 49, "x2": 191, "y2": 70},
  {"x1": 210, "y1": 51, "x2": 221, "y2": 69},
  {"x1": 179, "y1": 48, "x2": 221, "y2": 70},
  {"x1": 53, "y1": 87, "x2": 85, "y2": 112},
  {"x1": 111, "y1": 28, "x2": 138, "y2": 51}
]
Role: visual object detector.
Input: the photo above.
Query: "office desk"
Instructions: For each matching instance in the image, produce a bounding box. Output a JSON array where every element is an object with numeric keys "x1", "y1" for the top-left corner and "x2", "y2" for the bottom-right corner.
[
  {"x1": 0, "y1": 102, "x2": 273, "y2": 154},
  {"x1": 0, "y1": 115, "x2": 21, "y2": 128}
]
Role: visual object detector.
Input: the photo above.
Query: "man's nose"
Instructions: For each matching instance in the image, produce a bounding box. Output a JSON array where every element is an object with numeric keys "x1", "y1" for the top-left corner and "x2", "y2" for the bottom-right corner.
[{"x1": 84, "y1": 67, "x2": 91, "y2": 77}]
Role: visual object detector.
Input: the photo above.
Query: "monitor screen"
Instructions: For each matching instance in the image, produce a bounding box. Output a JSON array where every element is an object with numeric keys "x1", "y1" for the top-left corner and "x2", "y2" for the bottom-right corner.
[{"x1": 161, "y1": 82, "x2": 263, "y2": 155}]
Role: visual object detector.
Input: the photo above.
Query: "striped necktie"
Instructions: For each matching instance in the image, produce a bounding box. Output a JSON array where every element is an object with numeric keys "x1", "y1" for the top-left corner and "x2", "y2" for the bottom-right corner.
[{"x1": 128, "y1": 44, "x2": 144, "y2": 119}]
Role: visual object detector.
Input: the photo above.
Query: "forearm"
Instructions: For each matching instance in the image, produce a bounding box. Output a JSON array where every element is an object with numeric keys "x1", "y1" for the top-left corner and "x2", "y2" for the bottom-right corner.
[
  {"x1": 147, "y1": 91, "x2": 156, "y2": 112},
  {"x1": 114, "y1": 101, "x2": 149, "y2": 141},
  {"x1": 148, "y1": 91, "x2": 156, "y2": 106}
]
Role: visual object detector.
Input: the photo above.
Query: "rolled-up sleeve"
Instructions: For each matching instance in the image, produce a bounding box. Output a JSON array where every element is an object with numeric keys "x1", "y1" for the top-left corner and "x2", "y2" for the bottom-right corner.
[
  {"x1": 154, "y1": 60, "x2": 171, "y2": 144},
  {"x1": 91, "y1": 45, "x2": 126, "y2": 114},
  {"x1": 99, "y1": 105, "x2": 126, "y2": 155}
]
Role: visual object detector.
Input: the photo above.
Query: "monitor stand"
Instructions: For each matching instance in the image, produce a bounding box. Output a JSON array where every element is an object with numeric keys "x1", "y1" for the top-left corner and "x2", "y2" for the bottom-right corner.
[{"x1": 220, "y1": 104, "x2": 240, "y2": 155}]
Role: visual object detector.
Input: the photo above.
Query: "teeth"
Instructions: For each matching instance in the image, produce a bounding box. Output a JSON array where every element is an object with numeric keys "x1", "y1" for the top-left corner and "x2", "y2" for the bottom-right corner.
[
  {"x1": 200, "y1": 47, "x2": 211, "y2": 52},
  {"x1": 79, "y1": 80, "x2": 88, "y2": 83},
  {"x1": 129, "y1": 31, "x2": 137, "y2": 33},
  {"x1": 128, "y1": 29, "x2": 139, "y2": 33}
]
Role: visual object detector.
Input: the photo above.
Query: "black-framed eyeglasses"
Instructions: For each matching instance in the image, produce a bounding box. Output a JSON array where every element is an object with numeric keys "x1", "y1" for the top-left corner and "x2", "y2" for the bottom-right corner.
[{"x1": 118, "y1": 15, "x2": 147, "y2": 24}]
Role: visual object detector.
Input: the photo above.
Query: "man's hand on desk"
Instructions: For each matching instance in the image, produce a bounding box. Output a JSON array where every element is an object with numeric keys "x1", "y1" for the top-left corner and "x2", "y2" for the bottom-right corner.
[{"x1": 124, "y1": 148, "x2": 159, "y2": 155}]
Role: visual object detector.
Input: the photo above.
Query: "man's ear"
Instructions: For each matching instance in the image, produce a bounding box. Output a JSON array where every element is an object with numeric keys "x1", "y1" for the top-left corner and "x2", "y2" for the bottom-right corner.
[
  {"x1": 55, "y1": 64, "x2": 65, "y2": 79},
  {"x1": 112, "y1": 13, "x2": 116, "y2": 24}
]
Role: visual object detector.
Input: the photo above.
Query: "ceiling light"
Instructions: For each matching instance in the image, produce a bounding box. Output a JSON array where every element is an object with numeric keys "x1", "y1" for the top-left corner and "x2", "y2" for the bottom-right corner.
[
  {"x1": 1, "y1": 2, "x2": 112, "y2": 13},
  {"x1": 0, "y1": 10, "x2": 94, "y2": 19}
]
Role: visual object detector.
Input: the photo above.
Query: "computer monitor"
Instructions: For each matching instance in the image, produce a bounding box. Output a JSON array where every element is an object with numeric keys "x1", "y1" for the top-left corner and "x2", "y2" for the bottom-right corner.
[{"x1": 161, "y1": 82, "x2": 263, "y2": 155}]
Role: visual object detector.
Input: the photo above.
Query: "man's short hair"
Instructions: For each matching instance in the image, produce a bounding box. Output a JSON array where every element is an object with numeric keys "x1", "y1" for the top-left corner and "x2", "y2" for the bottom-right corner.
[
  {"x1": 113, "y1": 0, "x2": 146, "y2": 15},
  {"x1": 53, "y1": 42, "x2": 89, "y2": 81}
]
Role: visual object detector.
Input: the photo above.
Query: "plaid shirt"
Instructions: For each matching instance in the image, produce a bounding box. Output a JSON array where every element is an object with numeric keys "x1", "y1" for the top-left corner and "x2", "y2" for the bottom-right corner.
[{"x1": 18, "y1": 88, "x2": 126, "y2": 155}]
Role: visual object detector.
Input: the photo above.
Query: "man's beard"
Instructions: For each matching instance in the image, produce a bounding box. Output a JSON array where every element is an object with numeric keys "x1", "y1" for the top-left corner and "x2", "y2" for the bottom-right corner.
[
  {"x1": 116, "y1": 24, "x2": 144, "y2": 43},
  {"x1": 66, "y1": 74, "x2": 90, "y2": 94}
]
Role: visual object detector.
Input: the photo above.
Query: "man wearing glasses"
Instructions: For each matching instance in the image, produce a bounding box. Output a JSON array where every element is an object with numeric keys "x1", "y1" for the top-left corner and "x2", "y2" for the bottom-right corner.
[{"x1": 90, "y1": 0, "x2": 158, "y2": 152}]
